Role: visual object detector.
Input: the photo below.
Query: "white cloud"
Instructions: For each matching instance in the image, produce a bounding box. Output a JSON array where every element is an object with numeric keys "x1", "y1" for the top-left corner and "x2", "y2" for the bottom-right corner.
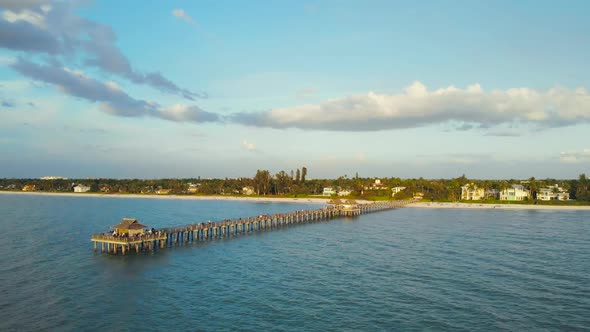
[
  {"x1": 105, "y1": 81, "x2": 121, "y2": 92},
  {"x1": 158, "y1": 104, "x2": 219, "y2": 123},
  {"x1": 242, "y1": 140, "x2": 256, "y2": 152},
  {"x1": 172, "y1": 9, "x2": 194, "y2": 24},
  {"x1": 11, "y1": 58, "x2": 219, "y2": 123},
  {"x1": 232, "y1": 81, "x2": 590, "y2": 131},
  {"x1": 560, "y1": 149, "x2": 590, "y2": 163},
  {"x1": 2, "y1": 8, "x2": 46, "y2": 28},
  {"x1": 0, "y1": 2, "x2": 204, "y2": 100}
]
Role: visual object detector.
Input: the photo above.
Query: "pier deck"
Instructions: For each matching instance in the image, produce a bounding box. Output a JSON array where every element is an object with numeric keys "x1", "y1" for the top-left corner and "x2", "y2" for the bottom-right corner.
[{"x1": 91, "y1": 200, "x2": 415, "y2": 255}]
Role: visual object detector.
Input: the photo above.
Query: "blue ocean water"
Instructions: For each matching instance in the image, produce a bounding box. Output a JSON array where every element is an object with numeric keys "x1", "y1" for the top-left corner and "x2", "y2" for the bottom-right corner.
[{"x1": 0, "y1": 194, "x2": 589, "y2": 331}]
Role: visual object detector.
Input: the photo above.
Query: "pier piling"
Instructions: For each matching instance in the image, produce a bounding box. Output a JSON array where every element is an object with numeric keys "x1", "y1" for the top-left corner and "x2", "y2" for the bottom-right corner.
[{"x1": 91, "y1": 200, "x2": 416, "y2": 255}]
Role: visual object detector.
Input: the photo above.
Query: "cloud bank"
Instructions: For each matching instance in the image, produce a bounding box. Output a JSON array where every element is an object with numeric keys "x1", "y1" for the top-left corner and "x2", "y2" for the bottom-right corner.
[
  {"x1": 2, "y1": 3, "x2": 589, "y2": 132},
  {"x1": 560, "y1": 149, "x2": 590, "y2": 163},
  {"x1": 232, "y1": 82, "x2": 590, "y2": 131},
  {"x1": 10, "y1": 58, "x2": 219, "y2": 123},
  {"x1": 0, "y1": 1, "x2": 205, "y2": 99}
]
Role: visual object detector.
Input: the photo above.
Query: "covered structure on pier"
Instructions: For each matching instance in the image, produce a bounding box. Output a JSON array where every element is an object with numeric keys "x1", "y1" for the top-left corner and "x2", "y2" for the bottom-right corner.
[
  {"x1": 111, "y1": 218, "x2": 148, "y2": 236},
  {"x1": 327, "y1": 198, "x2": 344, "y2": 206},
  {"x1": 328, "y1": 199, "x2": 361, "y2": 215}
]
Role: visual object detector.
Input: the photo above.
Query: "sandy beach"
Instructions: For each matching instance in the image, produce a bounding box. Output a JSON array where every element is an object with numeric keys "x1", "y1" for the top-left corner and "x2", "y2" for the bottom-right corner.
[
  {"x1": 0, "y1": 191, "x2": 334, "y2": 204},
  {"x1": 2, "y1": 191, "x2": 589, "y2": 210},
  {"x1": 408, "y1": 202, "x2": 590, "y2": 210}
]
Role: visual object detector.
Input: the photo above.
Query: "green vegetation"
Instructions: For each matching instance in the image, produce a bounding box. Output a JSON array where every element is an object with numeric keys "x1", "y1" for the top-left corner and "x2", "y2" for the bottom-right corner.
[{"x1": 1, "y1": 171, "x2": 589, "y2": 204}]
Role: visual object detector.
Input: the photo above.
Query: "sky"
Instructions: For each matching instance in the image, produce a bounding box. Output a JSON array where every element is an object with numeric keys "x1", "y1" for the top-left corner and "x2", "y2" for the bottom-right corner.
[{"x1": 0, "y1": 0, "x2": 589, "y2": 179}]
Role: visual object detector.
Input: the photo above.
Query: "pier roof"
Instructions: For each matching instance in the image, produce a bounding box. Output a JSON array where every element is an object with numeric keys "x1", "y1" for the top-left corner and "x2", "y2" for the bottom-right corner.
[{"x1": 112, "y1": 218, "x2": 148, "y2": 230}]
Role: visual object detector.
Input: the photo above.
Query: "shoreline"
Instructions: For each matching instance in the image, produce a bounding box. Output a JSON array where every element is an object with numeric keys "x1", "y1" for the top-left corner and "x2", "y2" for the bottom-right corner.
[
  {"x1": 407, "y1": 202, "x2": 590, "y2": 210},
  {"x1": 2, "y1": 191, "x2": 590, "y2": 210},
  {"x1": 0, "y1": 191, "x2": 332, "y2": 204}
]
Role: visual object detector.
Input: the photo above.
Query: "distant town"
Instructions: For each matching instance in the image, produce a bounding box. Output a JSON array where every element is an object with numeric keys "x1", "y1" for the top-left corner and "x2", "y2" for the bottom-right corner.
[{"x1": 1, "y1": 169, "x2": 589, "y2": 205}]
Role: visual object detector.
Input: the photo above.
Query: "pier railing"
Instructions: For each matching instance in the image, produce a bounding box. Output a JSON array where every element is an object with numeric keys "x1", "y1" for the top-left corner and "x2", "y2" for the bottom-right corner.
[
  {"x1": 91, "y1": 199, "x2": 417, "y2": 255},
  {"x1": 91, "y1": 232, "x2": 167, "y2": 243}
]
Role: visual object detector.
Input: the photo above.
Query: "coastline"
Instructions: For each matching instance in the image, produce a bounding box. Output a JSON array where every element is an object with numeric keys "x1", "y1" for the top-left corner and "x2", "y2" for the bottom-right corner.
[
  {"x1": 2, "y1": 191, "x2": 589, "y2": 210},
  {"x1": 0, "y1": 191, "x2": 332, "y2": 204},
  {"x1": 407, "y1": 202, "x2": 590, "y2": 210}
]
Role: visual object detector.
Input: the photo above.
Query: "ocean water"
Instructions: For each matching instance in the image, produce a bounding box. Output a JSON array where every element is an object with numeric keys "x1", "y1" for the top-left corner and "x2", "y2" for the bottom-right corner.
[{"x1": 0, "y1": 194, "x2": 589, "y2": 331}]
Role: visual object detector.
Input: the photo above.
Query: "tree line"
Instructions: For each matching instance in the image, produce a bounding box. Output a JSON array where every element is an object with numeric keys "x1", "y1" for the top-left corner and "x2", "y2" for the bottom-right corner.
[{"x1": 1, "y1": 171, "x2": 589, "y2": 202}]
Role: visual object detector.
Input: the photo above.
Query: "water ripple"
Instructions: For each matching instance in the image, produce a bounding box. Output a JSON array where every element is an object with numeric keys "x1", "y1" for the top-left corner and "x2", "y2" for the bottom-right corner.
[{"x1": 0, "y1": 195, "x2": 589, "y2": 331}]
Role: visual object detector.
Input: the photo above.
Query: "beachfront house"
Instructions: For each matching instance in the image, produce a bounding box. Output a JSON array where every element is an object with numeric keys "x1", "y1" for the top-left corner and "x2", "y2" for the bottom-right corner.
[
  {"x1": 500, "y1": 185, "x2": 530, "y2": 201},
  {"x1": 111, "y1": 218, "x2": 148, "y2": 237},
  {"x1": 323, "y1": 187, "x2": 337, "y2": 196},
  {"x1": 391, "y1": 186, "x2": 406, "y2": 197},
  {"x1": 484, "y1": 189, "x2": 500, "y2": 199},
  {"x1": 461, "y1": 183, "x2": 485, "y2": 200},
  {"x1": 22, "y1": 184, "x2": 36, "y2": 191},
  {"x1": 156, "y1": 188, "x2": 172, "y2": 195},
  {"x1": 413, "y1": 192, "x2": 425, "y2": 200},
  {"x1": 73, "y1": 184, "x2": 91, "y2": 193},
  {"x1": 187, "y1": 183, "x2": 200, "y2": 194},
  {"x1": 338, "y1": 189, "x2": 352, "y2": 196},
  {"x1": 367, "y1": 179, "x2": 389, "y2": 190},
  {"x1": 537, "y1": 184, "x2": 570, "y2": 201},
  {"x1": 242, "y1": 186, "x2": 255, "y2": 195}
]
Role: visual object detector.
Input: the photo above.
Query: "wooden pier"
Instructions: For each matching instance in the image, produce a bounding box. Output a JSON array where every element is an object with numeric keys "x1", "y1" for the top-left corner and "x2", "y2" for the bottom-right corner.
[{"x1": 91, "y1": 200, "x2": 414, "y2": 255}]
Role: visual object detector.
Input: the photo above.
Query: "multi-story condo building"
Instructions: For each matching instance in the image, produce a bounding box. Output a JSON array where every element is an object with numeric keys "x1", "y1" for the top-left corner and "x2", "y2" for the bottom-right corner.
[{"x1": 500, "y1": 184, "x2": 530, "y2": 201}]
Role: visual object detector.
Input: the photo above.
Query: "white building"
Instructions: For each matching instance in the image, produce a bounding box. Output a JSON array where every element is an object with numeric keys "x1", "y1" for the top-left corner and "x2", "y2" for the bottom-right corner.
[
  {"x1": 323, "y1": 187, "x2": 336, "y2": 196},
  {"x1": 537, "y1": 185, "x2": 570, "y2": 201},
  {"x1": 187, "y1": 183, "x2": 200, "y2": 193},
  {"x1": 391, "y1": 187, "x2": 406, "y2": 197},
  {"x1": 500, "y1": 184, "x2": 530, "y2": 201},
  {"x1": 242, "y1": 186, "x2": 255, "y2": 195},
  {"x1": 73, "y1": 184, "x2": 91, "y2": 193},
  {"x1": 368, "y1": 179, "x2": 388, "y2": 190},
  {"x1": 413, "y1": 192, "x2": 425, "y2": 200},
  {"x1": 337, "y1": 189, "x2": 352, "y2": 196},
  {"x1": 461, "y1": 183, "x2": 485, "y2": 200}
]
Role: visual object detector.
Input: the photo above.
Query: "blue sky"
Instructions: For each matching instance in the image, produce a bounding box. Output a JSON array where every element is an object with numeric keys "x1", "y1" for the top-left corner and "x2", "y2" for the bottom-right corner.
[{"x1": 1, "y1": 0, "x2": 589, "y2": 179}]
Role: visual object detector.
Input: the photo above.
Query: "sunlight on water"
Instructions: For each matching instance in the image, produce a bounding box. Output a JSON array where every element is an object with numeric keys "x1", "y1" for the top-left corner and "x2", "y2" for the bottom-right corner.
[{"x1": 0, "y1": 195, "x2": 589, "y2": 331}]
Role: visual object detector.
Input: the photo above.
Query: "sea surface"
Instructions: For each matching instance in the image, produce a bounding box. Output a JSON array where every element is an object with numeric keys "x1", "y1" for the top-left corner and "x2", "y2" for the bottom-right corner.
[{"x1": 0, "y1": 194, "x2": 589, "y2": 331}]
